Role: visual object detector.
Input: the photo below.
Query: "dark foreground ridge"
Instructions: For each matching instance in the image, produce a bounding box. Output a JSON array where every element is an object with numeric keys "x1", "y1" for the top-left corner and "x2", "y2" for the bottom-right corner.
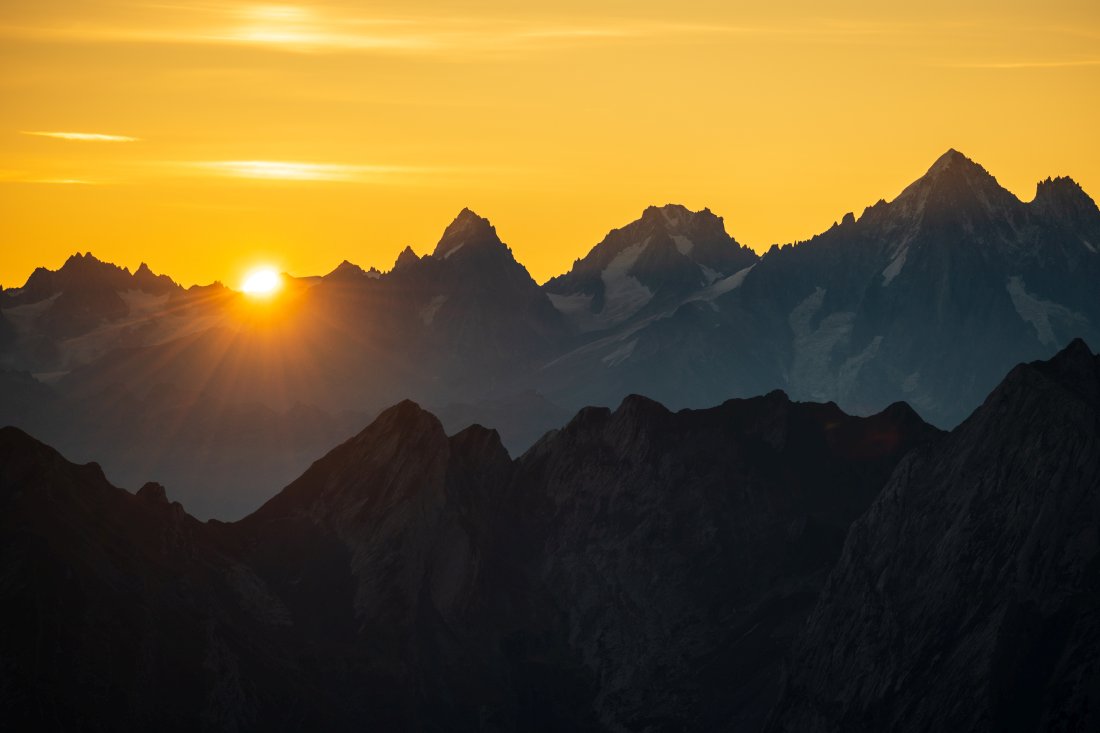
[
  {"x1": 2, "y1": 341, "x2": 1098, "y2": 731},
  {"x1": 1, "y1": 391, "x2": 937, "y2": 731},
  {"x1": 766, "y1": 338, "x2": 1100, "y2": 732}
]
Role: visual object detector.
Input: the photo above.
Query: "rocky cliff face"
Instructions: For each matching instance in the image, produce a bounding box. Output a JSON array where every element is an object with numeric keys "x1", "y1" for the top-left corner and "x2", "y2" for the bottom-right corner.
[
  {"x1": 720, "y1": 150, "x2": 1100, "y2": 425},
  {"x1": 0, "y1": 387, "x2": 939, "y2": 730},
  {"x1": 513, "y1": 393, "x2": 939, "y2": 731},
  {"x1": 765, "y1": 338, "x2": 1100, "y2": 732},
  {"x1": 0, "y1": 426, "x2": 307, "y2": 732},
  {"x1": 544, "y1": 204, "x2": 757, "y2": 333}
]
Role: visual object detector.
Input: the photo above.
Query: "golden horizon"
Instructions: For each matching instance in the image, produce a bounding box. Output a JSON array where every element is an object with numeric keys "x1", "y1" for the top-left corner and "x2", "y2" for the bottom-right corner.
[{"x1": 2, "y1": 1, "x2": 1098, "y2": 289}]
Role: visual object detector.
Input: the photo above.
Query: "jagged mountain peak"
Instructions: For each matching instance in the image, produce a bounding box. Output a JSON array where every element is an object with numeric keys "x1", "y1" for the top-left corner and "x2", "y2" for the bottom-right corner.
[
  {"x1": 62, "y1": 250, "x2": 107, "y2": 266},
  {"x1": 925, "y1": 148, "x2": 980, "y2": 176},
  {"x1": 1052, "y1": 336, "x2": 1094, "y2": 362},
  {"x1": 136, "y1": 481, "x2": 169, "y2": 504},
  {"x1": 895, "y1": 148, "x2": 1015, "y2": 206},
  {"x1": 132, "y1": 261, "x2": 179, "y2": 293},
  {"x1": 58, "y1": 251, "x2": 129, "y2": 277},
  {"x1": 543, "y1": 202, "x2": 756, "y2": 331},
  {"x1": 352, "y1": 398, "x2": 447, "y2": 451},
  {"x1": 4, "y1": 251, "x2": 180, "y2": 310},
  {"x1": 612, "y1": 393, "x2": 673, "y2": 423},
  {"x1": 432, "y1": 207, "x2": 505, "y2": 260},
  {"x1": 637, "y1": 203, "x2": 727, "y2": 237},
  {"x1": 1033, "y1": 337, "x2": 1098, "y2": 398},
  {"x1": 1031, "y1": 175, "x2": 1100, "y2": 229},
  {"x1": 250, "y1": 398, "x2": 449, "y2": 520},
  {"x1": 325, "y1": 259, "x2": 368, "y2": 279},
  {"x1": 393, "y1": 245, "x2": 421, "y2": 270},
  {"x1": 845, "y1": 148, "x2": 1027, "y2": 242}
]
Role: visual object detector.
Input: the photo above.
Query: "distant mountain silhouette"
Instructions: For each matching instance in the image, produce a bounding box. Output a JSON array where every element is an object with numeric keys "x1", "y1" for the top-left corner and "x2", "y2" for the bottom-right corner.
[
  {"x1": 535, "y1": 150, "x2": 1100, "y2": 422},
  {"x1": 1, "y1": 150, "x2": 1097, "y2": 518},
  {"x1": 544, "y1": 203, "x2": 757, "y2": 332},
  {"x1": 4, "y1": 345, "x2": 1098, "y2": 730},
  {"x1": 4, "y1": 252, "x2": 182, "y2": 338}
]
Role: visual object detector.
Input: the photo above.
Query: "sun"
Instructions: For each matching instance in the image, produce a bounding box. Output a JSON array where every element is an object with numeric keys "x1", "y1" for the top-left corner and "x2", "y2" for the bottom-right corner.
[{"x1": 241, "y1": 266, "x2": 282, "y2": 297}]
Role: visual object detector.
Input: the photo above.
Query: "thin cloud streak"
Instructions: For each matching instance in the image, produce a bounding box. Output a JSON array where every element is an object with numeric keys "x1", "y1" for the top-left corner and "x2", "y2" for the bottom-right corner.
[
  {"x1": 0, "y1": 173, "x2": 100, "y2": 184},
  {"x1": 938, "y1": 59, "x2": 1100, "y2": 69},
  {"x1": 193, "y1": 160, "x2": 433, "y2": 182},
  {"x1": 30, "y1": 178, "x2": 99, "y2": 185},
  {"x1": 21, "y1": 130, "x2": 141, "y2": 142},
  {"x1": 0, "y1": 6, "x2": 926, "y2": 57}
]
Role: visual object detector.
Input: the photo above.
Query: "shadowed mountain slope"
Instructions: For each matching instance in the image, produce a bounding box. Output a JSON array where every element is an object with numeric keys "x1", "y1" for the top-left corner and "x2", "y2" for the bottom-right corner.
[
  {"x1": 765, "y1": 338, "x2": 1100, "y2": 732},
  {"x1": 0, "y1": 387, "x2": 939, "y2": 730}
]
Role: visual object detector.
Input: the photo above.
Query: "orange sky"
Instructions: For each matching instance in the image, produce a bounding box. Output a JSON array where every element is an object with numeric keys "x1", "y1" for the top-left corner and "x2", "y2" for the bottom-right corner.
[{"x1": 2, "y1": 1, "x2": 1099, "y2": 288}]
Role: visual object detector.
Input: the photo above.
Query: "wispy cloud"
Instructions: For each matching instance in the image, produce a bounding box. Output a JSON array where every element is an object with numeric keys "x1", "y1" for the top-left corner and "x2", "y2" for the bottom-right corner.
[
  {"x1": 21, "y1": 130, "x2": 141, "y2": 142},
  {"x1": 939, "y1": 59, "x2": 1100, "y2": 69},
  {"x1": 0, "y1": 5, "x2": 911, "y2": 57},
  {"x1": 193, "y1": 160, "x2": 429, "y2": 182},
  {"x1": 0, "y1": 170, "x2": 101, "y2": 184},
  {"x1": 30, "y1": 178, "x2": 99, "y2": 184}
]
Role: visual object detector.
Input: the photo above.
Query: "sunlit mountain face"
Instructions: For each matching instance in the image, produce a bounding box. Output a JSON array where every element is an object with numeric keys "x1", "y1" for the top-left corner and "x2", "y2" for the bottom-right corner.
[{"x1": 3, "y1": 1, "x2": 1100, "y2": 731}]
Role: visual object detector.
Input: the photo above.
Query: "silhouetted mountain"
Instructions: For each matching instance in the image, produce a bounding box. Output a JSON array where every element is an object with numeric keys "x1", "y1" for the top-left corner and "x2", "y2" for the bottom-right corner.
[
  {"x1": 434, "y1": 389, "x2": 573, "y2": 455},
  {"x1": 526, "y1": 152, "x2": 1095, "y2": 424},
  {"x1": 0, "y1": 388, "x2": 939, "y2": 730},
  {"x1": 1, "y1": 150, "x2": 1097, "y2": 519},
  {"x1": 323, "y1": 259, "x2": 380, "y2": 281},
  {"x1": 509, "y1": 392, "x2": 939, "y2": 730},
  {"x1": 1031, "y1": 176, "x2": 1100, "y2": 234},
  {"x1": 384, "y1": 208, "x2": 572, "y2": 382},
  {"x1": 0, "y1": 426, "x2": 314, "y2": 731},
  {"x1": 765, "y1": 338, "x2": 1100, "y2": 732},
  {"x1": 2, "y1": 252, "x2": 182, "y2": 340},
  {"x1": 0, "y1": 306, "x2": 14, "y2": 349},
  {"x1": 544, "y1": 203, "x2": 757, "y2": 333}
]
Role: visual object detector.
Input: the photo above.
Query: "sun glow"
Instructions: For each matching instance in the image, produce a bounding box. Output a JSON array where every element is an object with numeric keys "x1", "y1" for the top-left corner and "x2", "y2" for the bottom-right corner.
[{"x1": 241, "y1": 267, "x2": 282, "y2": 297}]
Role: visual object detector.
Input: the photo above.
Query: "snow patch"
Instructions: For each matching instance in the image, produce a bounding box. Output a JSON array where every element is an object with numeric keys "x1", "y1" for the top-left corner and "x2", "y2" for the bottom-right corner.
[
  {"x1": 547, "y1": 291, "x2": 593, "y2": 316},
  {"x1": 837, "y1": 336, "x2": 882, "y2": 397},
  {"x1": 661, "y1": 207, "x2": 684, "y2": 227},
  {"x1": 1005, "y1": 276, "x2": 1087, "y2": 347},
  {"x1": 881, "y1": 245, "x2": 908, "y2": 286},
  {"x1": 443, "y1": 242, "x2": 465, "y2": 259},
  {"x1": 672, "y1": 235, "x2": 694, "y2": 255},
  {"x1": 699, "y1": 265, "x2": 722, "y2": 285},
  {"x1": 601, "y1": 339, "x2": 637, "y2": 367},
  {"x1": 6, "y1": 290, "x2": 223, "y2": 373},
  {"x1": 788, "y1": 287, "x2": 826, "y2": 339},
  {"x1": 788, "y1": 288, "x2": 856, "y2": 400},
  {"x1": 596, "y1": 242, "x2": 653, "y2": 328},
  {"x1": 694, "y1": 264, "x2": 755, "y2": 301},
  {"x1": 420, "y1": 294, "x2": 448, "y2": 325},
  {"x1": 546, "y1": 240, "x2": 652, "y2": 332}
]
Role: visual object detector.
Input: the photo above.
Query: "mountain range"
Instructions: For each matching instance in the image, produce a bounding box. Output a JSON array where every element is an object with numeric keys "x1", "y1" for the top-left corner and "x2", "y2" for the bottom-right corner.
[
  {"x1": 2, "y1": 149, "x2": 1098, "y2": 518},
  {"x1": 2, "y1": 340, "x2": 1096, "y2": 731}
]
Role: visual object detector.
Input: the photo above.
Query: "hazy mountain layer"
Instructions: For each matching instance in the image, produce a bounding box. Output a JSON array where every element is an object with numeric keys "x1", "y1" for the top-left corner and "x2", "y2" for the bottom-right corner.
[{"x1": 2, "y1": 150, "x2": 1097, "y2": 518}]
